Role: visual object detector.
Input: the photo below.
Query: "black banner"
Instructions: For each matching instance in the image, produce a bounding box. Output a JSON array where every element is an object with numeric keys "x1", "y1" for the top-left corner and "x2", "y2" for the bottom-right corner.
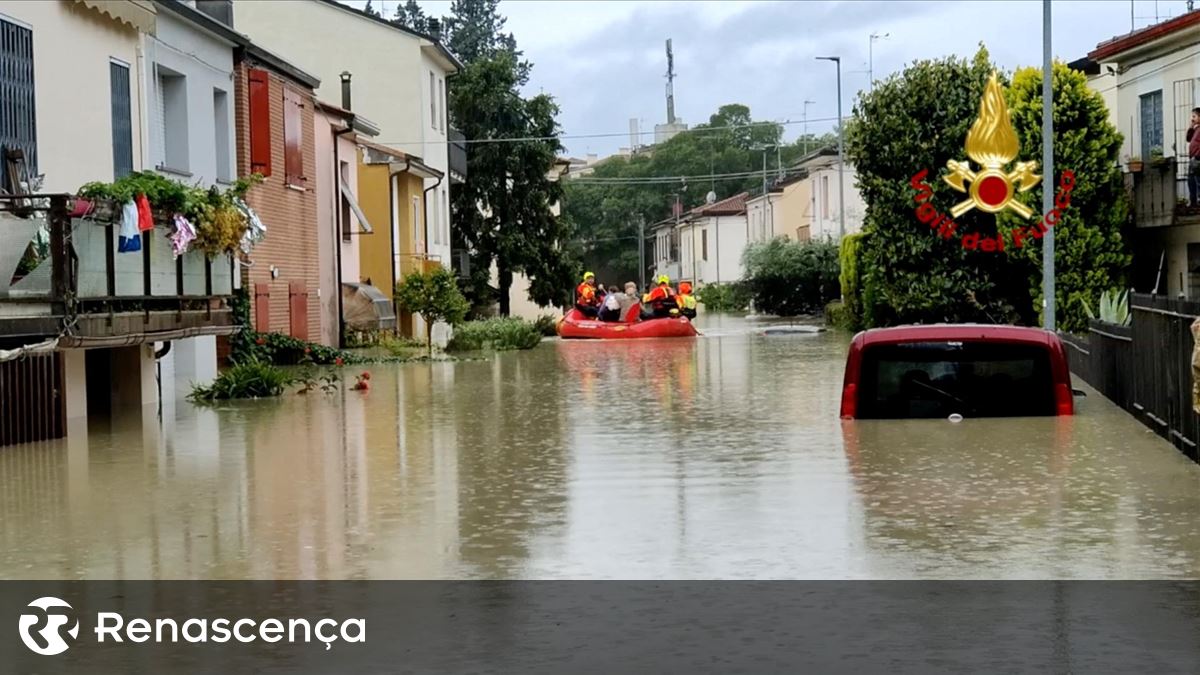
[{"x1": 2, "y1": 582, "x2": 1199, "y2": 673}]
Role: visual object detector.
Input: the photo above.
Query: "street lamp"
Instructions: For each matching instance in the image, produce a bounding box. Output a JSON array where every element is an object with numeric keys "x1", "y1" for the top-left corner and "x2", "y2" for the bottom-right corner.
[
  {"x1": 816, "y1": 56, "x2": 846, "y2": 241},
  {"x1": 869, "y1": 32, "x2": 889, "y2": 92}
]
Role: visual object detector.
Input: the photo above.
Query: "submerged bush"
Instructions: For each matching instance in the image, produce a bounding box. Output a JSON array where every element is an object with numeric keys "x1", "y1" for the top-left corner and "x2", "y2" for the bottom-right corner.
[
  {"x1": 696, "y1": 282, "x2": 750, "y2": 313},
  {"x1": 445, "y1": 317, "x2": 543, "y2": 352},
  {"x1": 188, "y1": 360, "x2": 291, "y2": 402},
  {"x1": 741, "y1": 239, "x2": 840, "y2": 316},
  {"x1": 533, "y1": 313, "x2": 560, "y2": 337}
]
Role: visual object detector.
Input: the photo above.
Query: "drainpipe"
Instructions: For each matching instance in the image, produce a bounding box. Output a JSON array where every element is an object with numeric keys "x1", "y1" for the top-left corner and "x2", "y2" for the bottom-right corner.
[
  {"x1": 332, "y1": 71, "x2": 354, "y2": 348},
  {"x1": 389, "y1": 159, "x2": 412, "y2": 329}
]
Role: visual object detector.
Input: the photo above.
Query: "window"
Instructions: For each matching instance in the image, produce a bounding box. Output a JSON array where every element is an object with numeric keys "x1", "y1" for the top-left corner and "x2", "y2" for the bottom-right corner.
[
  {"x1": 157, "y1": 66, "x2": 189, "y2": 172},
  {"x1": 0, "y1": 18, "x2": 36, "y2": 175},
  {"x1": 821, "y1": 175, "x2": 830, "y2": 218},
  {"x1": 438, "y1": 78, "x2": 445, "y2": 132},
  {"x1": 110, "y1": 61, "x2": 133, "y2": 179},
  {"x1": 340, "y1": 161, "x2": 351, "y2": 242},
  {"x1": 1140, "y1": 90, "x2": 1164, "y2": 159},
  {"x1": 213, "y1": 88, "x2": 230, "y2": 181},
  {"x1": 248, "y1": 68, "x2": 271, "y2": 176},
  {"x1": 701, "y1": 229, "x2": 708, "y2": 261},
  {"x1": 283, "y1": 86, "x2": 304, "y2": 186},
  {"x1": 430, "y1": 71, "x2": 436, "y2": 130}
]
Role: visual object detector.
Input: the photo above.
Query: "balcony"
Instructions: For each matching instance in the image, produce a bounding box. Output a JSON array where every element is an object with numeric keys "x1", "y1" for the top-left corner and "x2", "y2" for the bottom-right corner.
[
  {"x1": 1129, "y1": 157, "x2": 1200, "y2": 227},
  {"x1": 0, "y1": 194, "x2": 236, "y2": 349}
]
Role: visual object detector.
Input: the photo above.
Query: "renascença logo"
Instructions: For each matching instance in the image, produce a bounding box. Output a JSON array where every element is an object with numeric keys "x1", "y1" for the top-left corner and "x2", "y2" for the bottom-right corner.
[{"x1": 19, "y1": 597, "x2": 80, "y2": 656}]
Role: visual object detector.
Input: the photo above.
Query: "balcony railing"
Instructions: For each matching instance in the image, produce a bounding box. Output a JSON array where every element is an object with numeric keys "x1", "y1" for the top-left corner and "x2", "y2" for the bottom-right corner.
[
  {"x1": 448, "y1": 128, "x2": 467, "y2": 184},
  {"x1": 1128, "y1": 157, "x2": 1200, "y2": 228},
  {"x1": 0, "y1": 194, "x2": 236, "y2": 346}
]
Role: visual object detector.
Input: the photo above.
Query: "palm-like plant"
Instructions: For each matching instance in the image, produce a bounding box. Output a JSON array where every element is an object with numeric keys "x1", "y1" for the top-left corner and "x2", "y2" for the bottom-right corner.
[{"x1": 1082, "y1": 289, "x2": 1130, "y2": 327}]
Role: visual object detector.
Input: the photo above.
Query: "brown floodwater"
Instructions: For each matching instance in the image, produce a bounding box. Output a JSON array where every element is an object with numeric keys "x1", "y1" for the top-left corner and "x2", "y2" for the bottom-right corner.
[{"x1": 2, "y1": 314, "x2": 1200, "y2": 580}]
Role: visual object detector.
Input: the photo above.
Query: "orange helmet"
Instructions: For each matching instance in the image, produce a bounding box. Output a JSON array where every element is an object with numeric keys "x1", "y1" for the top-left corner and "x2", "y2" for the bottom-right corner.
[{"x1": 678, "y1": 281, "x2": 692, "y2": 295}]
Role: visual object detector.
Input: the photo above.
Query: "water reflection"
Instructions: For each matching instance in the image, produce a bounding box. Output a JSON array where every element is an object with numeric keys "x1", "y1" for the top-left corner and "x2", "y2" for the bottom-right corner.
[{"x1": 1, "y1": 318, "x2": 1199, "y2": 579}]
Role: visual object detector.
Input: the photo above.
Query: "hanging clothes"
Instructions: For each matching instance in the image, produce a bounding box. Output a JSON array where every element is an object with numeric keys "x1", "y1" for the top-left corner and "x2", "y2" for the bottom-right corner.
[
  {"x1": 117, "y1": 199, "x2": 141, "y2": 253},
  {"x1": 170, "y1": 214, "x2": 196, "y2": 258},
  {"x1": 233, "y1": 197, "x2": 266, "y2": 254},
  {"x1": 135, "y1": 193, "x2": 154, "y2": 232}
]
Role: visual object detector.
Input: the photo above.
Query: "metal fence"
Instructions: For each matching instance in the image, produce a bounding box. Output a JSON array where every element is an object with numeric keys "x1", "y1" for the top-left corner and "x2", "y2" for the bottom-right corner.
[{"x1": 1061, "y1": 293, "x2": 1200, "y2": 461}]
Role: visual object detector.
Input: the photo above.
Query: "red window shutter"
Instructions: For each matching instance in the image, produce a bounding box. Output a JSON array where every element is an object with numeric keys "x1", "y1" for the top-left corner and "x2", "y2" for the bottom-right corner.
[
  {"x1": 288, "y1": 281, "x2": 308, "y2": 340},
  {"x1": 248, "y1": 68, "x2": 272, "y2": 177},
  {"x1": 283, "y1": 88, "x2": 304, "y2": 186}
]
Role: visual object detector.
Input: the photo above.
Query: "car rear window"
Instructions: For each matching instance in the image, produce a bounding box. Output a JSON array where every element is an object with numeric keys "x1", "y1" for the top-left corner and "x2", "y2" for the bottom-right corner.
[{"x1": 856, "y1": 341, "x2": 1055, "y2": 419}]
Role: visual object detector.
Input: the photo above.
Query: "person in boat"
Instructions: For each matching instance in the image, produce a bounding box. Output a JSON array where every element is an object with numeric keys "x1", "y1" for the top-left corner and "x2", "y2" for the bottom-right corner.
[
  {"x1": 675, "y1": 281, "x2": 697, "y2": 319},
  {"x1": 575, "y1": 271, "x2": 600, "y2": 318},
  {"x1": 598, "y1": 285, "x2": 624, "y2": 322},
  {"x1": 643, "y1": 275, "x2": 678, "y2": 319}
]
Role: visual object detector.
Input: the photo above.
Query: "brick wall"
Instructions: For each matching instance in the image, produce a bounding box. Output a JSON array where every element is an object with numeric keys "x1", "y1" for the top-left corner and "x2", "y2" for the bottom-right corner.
[{"x1": 233, "y1": 61, "x2": 322, "y2": 343}]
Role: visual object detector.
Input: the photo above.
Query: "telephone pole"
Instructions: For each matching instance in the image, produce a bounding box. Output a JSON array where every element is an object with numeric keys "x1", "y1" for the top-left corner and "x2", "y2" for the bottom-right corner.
[{"x1": 1042, "y1": 0, "x2": 1055, "y2": 330}]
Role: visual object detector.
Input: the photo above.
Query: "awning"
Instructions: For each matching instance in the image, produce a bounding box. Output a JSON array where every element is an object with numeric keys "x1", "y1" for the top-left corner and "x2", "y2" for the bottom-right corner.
[
  {"x1": 339, "y1": 178, "x2": 373, "y2": 234},
  {"x1": 74, "y1": 0, "x2": 157, "y2": 34}
]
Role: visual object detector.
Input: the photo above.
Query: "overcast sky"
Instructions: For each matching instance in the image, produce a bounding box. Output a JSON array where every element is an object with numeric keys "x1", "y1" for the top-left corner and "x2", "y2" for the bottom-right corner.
[{"x1": 349, "y1": 0, "x2": 1193, "y2": 156}]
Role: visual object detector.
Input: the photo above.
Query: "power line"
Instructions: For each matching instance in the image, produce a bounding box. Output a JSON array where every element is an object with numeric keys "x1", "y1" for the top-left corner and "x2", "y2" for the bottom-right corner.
[
  {"x1": 375, "y1": 116, "x2": 847, "y2": 146},
  {"x1": 569, "y1": 168, "x2": 798, "y2": 185}
]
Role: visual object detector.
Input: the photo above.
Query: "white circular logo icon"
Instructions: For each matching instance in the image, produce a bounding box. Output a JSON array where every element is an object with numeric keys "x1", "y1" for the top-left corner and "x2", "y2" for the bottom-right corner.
[{"x1": 18, "y1": 596, "x2": 79, "y2": 656}]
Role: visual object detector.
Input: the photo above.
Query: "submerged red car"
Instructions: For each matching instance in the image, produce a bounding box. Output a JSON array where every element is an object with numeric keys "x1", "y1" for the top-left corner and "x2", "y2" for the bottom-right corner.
[{"x1": 840, "y1": 324, "x2": 1074, "y2": 419}]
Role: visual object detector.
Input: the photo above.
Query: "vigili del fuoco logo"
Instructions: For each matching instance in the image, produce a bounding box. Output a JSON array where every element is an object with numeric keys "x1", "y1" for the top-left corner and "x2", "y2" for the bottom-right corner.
[{"x1": 909, "y1": 72, "x2": 1075, "y2": 252}]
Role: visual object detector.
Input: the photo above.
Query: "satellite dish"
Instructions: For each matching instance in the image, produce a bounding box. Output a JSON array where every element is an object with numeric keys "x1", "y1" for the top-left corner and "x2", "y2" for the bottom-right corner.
[{"x1": 705, "y1": 191, "x2": 717, "y2": 204}]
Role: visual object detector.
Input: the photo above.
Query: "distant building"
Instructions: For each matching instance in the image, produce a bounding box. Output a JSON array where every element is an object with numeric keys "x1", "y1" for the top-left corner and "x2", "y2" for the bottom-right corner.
[
  {"x1": 677, "y1": 192, "x2": 750, "y2": 286},
  {"x1": 654, "y1": 121, "x2": 688, "y2": 145},
  {"x1": 782, "y1": 147, "x2": 865, "y2": 243}
]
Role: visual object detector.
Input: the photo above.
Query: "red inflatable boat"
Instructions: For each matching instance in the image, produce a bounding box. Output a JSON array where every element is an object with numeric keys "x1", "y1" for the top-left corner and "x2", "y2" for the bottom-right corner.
[{"x1": 556, "y1": 306, "x2": 699, "y2": 340}]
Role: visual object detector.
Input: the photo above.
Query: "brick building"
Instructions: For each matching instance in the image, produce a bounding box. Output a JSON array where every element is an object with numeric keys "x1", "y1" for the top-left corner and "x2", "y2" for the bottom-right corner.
[{"x1": 233, "y1": 44, "x2": 324, "y2": 342}]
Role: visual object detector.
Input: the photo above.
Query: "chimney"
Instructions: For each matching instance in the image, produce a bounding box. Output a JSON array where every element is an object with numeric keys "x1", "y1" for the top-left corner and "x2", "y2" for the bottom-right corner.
[
  {"x1": 426, "y1": 17, "x2": 441, "y2": 39},
  {"x1": 340, "y1": 72, "x2": 352, "y2": 111}
]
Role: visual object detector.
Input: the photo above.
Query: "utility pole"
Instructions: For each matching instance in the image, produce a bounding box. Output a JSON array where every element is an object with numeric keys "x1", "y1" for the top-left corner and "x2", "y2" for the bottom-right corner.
[
  {"x1": 638, "y1": 215, "x2": 646, "y2": 291},
  {"x1": 665, "y1": 39, "x2": 677, "y2": 125},
  {"x1": 802, "y1": 100, "x2": 815, "y2": 155},
  {"x1": 817, "y1": 56, "x2": 846, "y2": 240},
  {"x1": 1043, "y1": 0, "x2": 1055, "y2": 330}
]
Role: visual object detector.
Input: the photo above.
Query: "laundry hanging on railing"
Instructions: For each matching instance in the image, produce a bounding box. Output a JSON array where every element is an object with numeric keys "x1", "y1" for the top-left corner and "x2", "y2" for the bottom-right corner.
[
  {"x1": 135, "y1": 193, "x2": 154, "y2": 232},
  {"x1": 233, "y1": 196, "x2": 266, "y2": 255},
  {"x1": 117, "y1": 199, "x2": 141, "y2": 253},
  {"x1": 170, "y1": 214, "x2": 196, "y2": 258}
]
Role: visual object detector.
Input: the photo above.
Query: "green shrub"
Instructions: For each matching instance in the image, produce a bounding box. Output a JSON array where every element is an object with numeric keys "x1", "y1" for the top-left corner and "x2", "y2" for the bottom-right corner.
[
  {"x1": 697, "y1": 282, "x2": 750, "y2": 313},
  {"x1": 533, "y1": 313, "x2": 559, "y2": 337},
  {"x1": 236, "y1": 331, "x2": 361, "y2": 366},
  {"x1": 445, "y1": 317, "x2": 543, "y2": 352},
  {"x1": 188, "y1": 360, "x2": 291, "y2": 402},
  {"x1": 741, "y1": 239, "x2": 840, "y2": 316},
  {"x1": 395, "y1": 266, "x2": 470, "y2": 355},
  {"x1": 838, "y1": 234, "x2": 865, "y2": 331}
]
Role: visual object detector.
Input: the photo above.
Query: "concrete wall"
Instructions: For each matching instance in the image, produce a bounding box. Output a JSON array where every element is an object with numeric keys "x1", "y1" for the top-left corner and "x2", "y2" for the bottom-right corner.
[
  {"x1": 677, "y1": 215, "x2": 747, "y2": 285},
  {"x1": 144, "y1": 10, "x2": 235, "y2": 186},
  {"x1": 0, "y1": 0, "x2": 144, "y2": 191},
  {"x1": 809, "y1": 165, "x2": 865, "y2": 242},
  {"x1": 775, "y1": 180, "x2": 813, "y2": 241},
  {"x1": 233, "y1": 60, "x2": 322, "y2": 341}
]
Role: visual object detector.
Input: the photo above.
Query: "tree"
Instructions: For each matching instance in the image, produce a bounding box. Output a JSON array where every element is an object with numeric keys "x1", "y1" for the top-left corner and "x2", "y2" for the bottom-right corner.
[
  {"x1": 445, "y1": 1, "x2": 576, "y2": 315},
  {"x1": 847, "y1": 45, "x2": 1129, "y2": 331},
  {"x1": 363, "y1": 0, "x2": 381, "y2": 17},
  {"x1": 1006, "y1": 62, "x2": 1131, "y2": 332},
  {"x1": 392, "y1": 0, "x2": 426, "y2": 29},
  {"x1": 741, "y1": 239, "x2": 841, "y2": 316},
  {"x1": 394, "y1": 266, "x2": 470, "y2": 355}
]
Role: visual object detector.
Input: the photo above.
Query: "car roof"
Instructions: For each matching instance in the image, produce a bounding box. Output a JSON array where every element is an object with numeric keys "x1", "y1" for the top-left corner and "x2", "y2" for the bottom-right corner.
[{"x1": 854, "y1": 323, "x2": 1055, "y2": 348}]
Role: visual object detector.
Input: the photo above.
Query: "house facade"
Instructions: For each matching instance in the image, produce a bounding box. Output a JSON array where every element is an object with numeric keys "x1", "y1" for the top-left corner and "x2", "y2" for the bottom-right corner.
[
  {"x1": 1087, "y1": 10, "x2": 1200, "y2": 297},
  {"x1": 795, "y1": 148, "x2": 865, "y2": 243},
  {"x1": 233, "y1": 0, "x2": 461, "y2": 346},
  {"x1": 232, "y1": 44, "x2": 323, "y2": 342},
  {"x1": 678, "y1": 192, "x2": 749, "y2": 286}
]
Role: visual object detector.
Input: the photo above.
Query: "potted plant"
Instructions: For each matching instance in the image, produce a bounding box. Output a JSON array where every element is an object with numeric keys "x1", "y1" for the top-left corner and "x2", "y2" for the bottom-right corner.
[
  {"x1": 1149, "y1": 145, "x2": 1169, "y2": 168},
  {"x1": 1127, "y1": 155, "x2": 1144, "y2": 173}
]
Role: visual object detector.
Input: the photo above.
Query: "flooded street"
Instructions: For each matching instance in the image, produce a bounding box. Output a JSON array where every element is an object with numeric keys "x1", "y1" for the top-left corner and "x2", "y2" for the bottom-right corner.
[{"x1": 3, "y1": 315, "x2": 1200, "y2": 580}]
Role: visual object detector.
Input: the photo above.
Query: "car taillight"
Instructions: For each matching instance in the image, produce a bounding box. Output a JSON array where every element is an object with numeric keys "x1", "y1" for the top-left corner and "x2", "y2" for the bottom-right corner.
[
  {"x1": 840, "y1": 383, "x2": 858, "y2": 419},
  {"x1": 1054, "y1": 382, "x2": 1073, "y2": 416}
]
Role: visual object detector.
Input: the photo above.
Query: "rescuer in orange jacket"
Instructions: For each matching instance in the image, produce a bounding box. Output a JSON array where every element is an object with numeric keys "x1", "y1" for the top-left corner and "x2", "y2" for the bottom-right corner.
[
  {"x1": 643, "y1": 275, "x2": 677, "y2": 318},
  {"x1": 575, "y1": 271, "x2": 600, "y2": 318},
  {"x1": 675, "y1": 281, "x2": 697, "y2": 319}
]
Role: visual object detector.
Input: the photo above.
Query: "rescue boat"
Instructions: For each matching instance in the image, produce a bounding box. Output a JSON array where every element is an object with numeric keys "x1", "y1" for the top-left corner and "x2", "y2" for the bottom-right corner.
[{"x1": 556, "y1": 305, "x2": 699, "y2": 340}]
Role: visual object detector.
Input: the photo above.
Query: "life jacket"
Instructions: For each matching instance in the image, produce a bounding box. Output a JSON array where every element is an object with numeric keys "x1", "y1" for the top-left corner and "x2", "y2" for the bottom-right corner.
[
  {"x1": 676, "y1": 294, "x2": 696, "y2": 310},
  {"x1": 576, "y1": 282, "x2": 597, "y2": 305},
  {"x1": 648, "y1": 286, "x2": 673, "y2": 302}
]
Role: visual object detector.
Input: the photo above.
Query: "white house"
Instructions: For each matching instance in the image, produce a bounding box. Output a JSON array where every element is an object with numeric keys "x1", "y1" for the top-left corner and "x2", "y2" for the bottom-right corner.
[
  {"x1": 146, "y1": 1, "x2": 241, "y2": 393},
  {"x1": 798, "y1": 149, "x2": 865, "y2": 243},
  {"x1": 677, "y1": 192, "x2": 749, "y2": 286},
  {"x1": 1086, "y1": 10, "x2": 1200, "y2": 297},
  {"x1": 745, "y1": 189, "x2": 783, "y2": 244}
]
